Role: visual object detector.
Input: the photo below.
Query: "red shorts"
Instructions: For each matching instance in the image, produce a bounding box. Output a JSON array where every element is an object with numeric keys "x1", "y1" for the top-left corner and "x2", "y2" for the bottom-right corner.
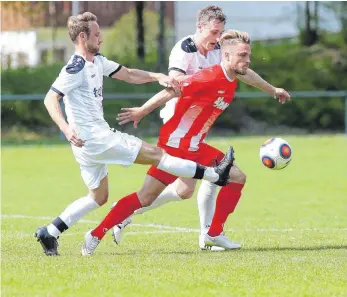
[{"x1": 147, "y1": 143, "x2": 225, "y2": 185}]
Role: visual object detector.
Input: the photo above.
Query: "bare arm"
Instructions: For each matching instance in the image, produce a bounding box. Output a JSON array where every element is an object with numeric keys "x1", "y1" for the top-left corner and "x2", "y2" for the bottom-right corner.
[
  {"x1": 112, "y1": 66, "x2": 180, "y2": 93},
  {"x1": 44, "y1": 90, "x2": 69, "y2": 134},
  {"x1": 116, "y1": 88, "x2": 176, "y2": 127},
  {"x1": 237, "y1": 68, "x2": 291, "y2": 103},
  {"x1": 237, "y1": 68, "x2": 275, "y2": 95},
  {"x1": 44, "y1": 90, "x2": 84, "y2": 146}
]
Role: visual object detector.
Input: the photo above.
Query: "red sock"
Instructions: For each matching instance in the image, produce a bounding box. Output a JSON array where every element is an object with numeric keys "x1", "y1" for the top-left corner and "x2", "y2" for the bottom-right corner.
[
  {"x1": 91, "y1": 192, "x2": 142, "y2": 240},
  {"x1": 208, "y1": 182, "x2": 244, "y2": 237}
]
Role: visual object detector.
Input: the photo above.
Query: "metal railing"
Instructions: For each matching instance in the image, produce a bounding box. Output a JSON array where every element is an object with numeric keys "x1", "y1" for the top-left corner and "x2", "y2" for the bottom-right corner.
[{"x1": 2, "y1": 90, "x2": 347, "y2": 134}]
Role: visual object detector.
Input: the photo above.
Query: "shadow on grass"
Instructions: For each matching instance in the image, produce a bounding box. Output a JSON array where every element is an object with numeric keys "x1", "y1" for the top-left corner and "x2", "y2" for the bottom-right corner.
[
  {"x1": 99, "y1": 245, "x2": 347, "y2": 256},
  {"x1": 242, "y1": 245, "x2": 347, "y2": 252}
]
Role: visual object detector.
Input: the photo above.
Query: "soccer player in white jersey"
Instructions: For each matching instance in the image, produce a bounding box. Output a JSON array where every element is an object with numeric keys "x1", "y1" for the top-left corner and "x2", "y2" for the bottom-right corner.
[
  {"x1": 34, "y1": 12, "x2": 234, "y2": 256},
  {"x1": 112, "y1": 6, "x2": 291, "y2": 251}
]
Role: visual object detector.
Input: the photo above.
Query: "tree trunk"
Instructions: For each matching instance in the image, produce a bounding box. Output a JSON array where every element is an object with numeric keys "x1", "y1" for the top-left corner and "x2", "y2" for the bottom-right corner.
[
  {"x1": 157, "y1": 2, "x2": 165, "y2": 72},
  {"x1": 136, "y1": 2, "x2": 145, "y2": 62}
]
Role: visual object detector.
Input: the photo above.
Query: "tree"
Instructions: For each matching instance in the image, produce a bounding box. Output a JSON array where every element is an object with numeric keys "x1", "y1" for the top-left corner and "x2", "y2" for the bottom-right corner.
[
  {"x1": 136, "y1": 2, "x2": 145, "y2": 62},
  {"x1": 297, "y1": 2, "x2": 320, "y2": 46}
]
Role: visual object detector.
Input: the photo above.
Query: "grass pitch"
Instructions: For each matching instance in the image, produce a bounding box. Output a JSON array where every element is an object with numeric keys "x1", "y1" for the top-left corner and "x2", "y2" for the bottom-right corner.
[{"x1": 2, "y1": 135, "x2": 347, "y2": 297}]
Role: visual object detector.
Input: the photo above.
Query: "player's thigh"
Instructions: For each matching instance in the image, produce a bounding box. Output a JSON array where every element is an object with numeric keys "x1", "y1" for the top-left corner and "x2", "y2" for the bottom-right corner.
[
  {"x1": 134, "y1": 141, "x2": 164, "y2": 165},
  {"x1": 88, "y1": 174, "x2": 109, "y2": 206},
  {"x1": 229, "y1": 162, "x2": 247, "y2": 184},
  {"x1": 173, "y1": 178, "x2": 197, "y2": 200},
  {"x1": 137, "y1": 174, "x2": 168, "y2": 207}
]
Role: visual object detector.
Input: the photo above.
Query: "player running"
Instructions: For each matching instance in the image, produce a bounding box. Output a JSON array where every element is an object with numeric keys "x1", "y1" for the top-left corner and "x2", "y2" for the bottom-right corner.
[
  {"x1": 81, "y1": 29, "x2": 290, "y2": 255},
  {"x1": 34, "y1": 12, "x2": 234, "y2": 256},
  {"x1": 112, "y1": 6, "x2": 291, "y2": 251}
]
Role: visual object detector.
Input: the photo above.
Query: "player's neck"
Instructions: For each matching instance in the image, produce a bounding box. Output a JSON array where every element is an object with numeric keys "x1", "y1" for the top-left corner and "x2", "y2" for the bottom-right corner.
[
  {"x1": 193, "y1": 34, "x2": 208, "y2": 57},
  {"x1": 75, "y1": 46, "x2": 94, "y2": 62},
  {"x1": 221, "y1": 61, "x2": 237, "y2": 81}
]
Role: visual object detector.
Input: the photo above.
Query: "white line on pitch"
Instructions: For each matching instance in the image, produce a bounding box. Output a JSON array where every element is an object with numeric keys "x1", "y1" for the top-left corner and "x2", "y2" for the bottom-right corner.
[{"x1": 1, "y1": 214, "x2": 346, "y2": 232}]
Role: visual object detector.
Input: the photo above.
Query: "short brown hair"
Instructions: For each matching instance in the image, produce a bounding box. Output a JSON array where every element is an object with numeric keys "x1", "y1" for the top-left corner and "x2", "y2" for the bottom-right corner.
[
  {"x1": 67, "y1": 12, "x2": 97, "y2": 43},
  {"x1": 196, "y1": 5, "x2": 226, "y2": 26},
  {"x1": 220, "y1": 29, "x2": 251, "y2": 48}
]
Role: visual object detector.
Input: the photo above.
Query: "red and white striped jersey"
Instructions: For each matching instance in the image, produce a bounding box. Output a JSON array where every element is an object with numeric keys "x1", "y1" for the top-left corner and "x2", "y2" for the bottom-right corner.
[{"x1": 158, "y1": 64, "x2": 237, "y2": 151}]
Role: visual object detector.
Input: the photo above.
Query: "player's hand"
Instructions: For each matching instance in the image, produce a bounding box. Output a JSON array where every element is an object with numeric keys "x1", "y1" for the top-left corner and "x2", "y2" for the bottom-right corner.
[
  {"x1": 274, "y1": 88, "x2": 291, "y2": 104},
  {"x1": 158, "y1": 75, "x2": 181, "y2": 95},
  {"x1": 64, "y1": 126, "x2": 85, "y2": 147},
  {"x1": 116, "y1": 107, "x2": 145, "y2": 128}
]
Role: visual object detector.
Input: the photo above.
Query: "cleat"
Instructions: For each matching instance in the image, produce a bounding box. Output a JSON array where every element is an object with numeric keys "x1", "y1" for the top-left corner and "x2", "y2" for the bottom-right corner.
[
  {"x1": 204, "y1": 232, "x2": 241, "y2": 250},
  {"x1": 34, "y1": 226, "x2": 59, "y2": 256},
  {"x1": 81, "y1": 230, "x2": 100, "y2": 256},
  {"x1": 199, "y1": 234, "x2": 225, "y2": 252},
  {"x1": 112, "y1": 217, "x2": 132, "y2": 245},
  {"x1": 213, "y1": 146, "x2": 235, "y2": 186}
]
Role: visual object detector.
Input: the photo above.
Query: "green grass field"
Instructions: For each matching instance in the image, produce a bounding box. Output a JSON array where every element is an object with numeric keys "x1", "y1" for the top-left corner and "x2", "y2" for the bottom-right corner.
[{"x1": 2, "y1": 135, "x2": 347, "y2": 297}]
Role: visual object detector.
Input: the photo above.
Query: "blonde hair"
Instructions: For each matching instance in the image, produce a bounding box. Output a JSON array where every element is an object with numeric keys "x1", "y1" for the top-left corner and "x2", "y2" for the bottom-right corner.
[
  {"x1": 67, "y1": 12, "x2": 97, "y2": 43},
  {"x1": 196, "y1": 5, "x2": 226, "y2": 26},
  {"x1": 220, "y1": 30, "x2": 251, "y2": 48}
]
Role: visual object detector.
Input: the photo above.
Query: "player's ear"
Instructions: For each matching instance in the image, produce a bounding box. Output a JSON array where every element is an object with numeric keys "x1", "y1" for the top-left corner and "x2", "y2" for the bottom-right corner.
[{"x1": 79, "y1": 32, "x2": 86, "y2": 42}]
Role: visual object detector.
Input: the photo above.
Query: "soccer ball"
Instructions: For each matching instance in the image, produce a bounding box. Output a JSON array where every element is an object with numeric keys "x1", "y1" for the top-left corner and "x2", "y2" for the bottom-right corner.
[{"x1": 259, "y1": 137, "x2": 292, "y2": 170}]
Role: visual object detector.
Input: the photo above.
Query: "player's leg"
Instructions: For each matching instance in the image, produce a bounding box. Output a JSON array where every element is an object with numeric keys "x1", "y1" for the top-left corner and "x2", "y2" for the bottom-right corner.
[
  {"x1": 204, "y1": 163, "x2": 246, "y2": 250},
  {"x1": 134, "y1": 141, "x2": 233, "y2": 185},
  {"x1": 112, "y1": 175, "x2": 197, "y2": 245},
  {"x1": 35, "y1": 165, "x2": 109, "y2": 256},
  {"x1": 82, "y1": 174, "x2": 168, "y2": 256}
]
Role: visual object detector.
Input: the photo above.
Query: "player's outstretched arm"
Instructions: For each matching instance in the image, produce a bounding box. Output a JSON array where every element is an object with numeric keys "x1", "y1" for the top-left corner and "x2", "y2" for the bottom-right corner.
[
  {"x1": 237, "y1": 68, "x2": 291, "y2": 104},
  {"x1": 44, "y1": 90, "x2": 84, "y2": 147},
  {"x1": 116, "y1": 88, "x2": 176, "y2": 128},
  {"x1": 111, "y1": 66, "x2": 180, "y2": 94}
]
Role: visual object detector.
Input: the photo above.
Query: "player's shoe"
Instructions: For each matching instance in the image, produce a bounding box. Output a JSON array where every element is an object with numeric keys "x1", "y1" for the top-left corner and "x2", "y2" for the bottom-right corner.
[
  {"x1": 213, "y1": 146, "x2": 235, "y2": 186},
  {"x1": 112, "y1": 217, "x2": 132, "y2": 245},
  {"x1": 204, "y1": 232, "x2": 241, "y2": 250},
  {"x1": 81, "y1": 230, "x2": 100, "y2": 256},
  {"x1": 199, "y1": 234, "x2": 225, "y2": 251},
  {"x1": 34, "y1": 226, "x2": 59, "y2": 256}
]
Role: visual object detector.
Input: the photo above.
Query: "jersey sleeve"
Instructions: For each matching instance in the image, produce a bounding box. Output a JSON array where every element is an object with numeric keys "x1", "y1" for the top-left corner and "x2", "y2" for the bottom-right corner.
[
  {"x1": 98, "y1": 55, "x2": 122, "y2": 77},
  {"x1": 51, "y1": 67, "x2": 83, "y2": 97},
  {"x1": 168, "y1": 44, "x2": 191, "y2": 75}
]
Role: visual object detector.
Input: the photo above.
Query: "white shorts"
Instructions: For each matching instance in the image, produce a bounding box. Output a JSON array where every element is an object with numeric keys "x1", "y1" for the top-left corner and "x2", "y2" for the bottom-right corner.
[{"x1": 71, "y1": 128, "x2": 142, "y2": 189}]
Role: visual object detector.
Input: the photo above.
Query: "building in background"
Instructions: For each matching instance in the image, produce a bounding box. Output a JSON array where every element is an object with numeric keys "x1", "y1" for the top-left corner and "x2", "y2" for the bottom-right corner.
[
  {"x1": 174, "y1": 2, "x2": 340, "y2": 42},
  {"x1": 0, "y1": 1, "x2": 174, "y2": 69}
]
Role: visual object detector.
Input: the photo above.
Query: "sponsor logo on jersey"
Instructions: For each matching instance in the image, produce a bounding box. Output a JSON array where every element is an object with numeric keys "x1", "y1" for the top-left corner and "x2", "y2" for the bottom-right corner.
[
  {"x1": 213, "y1": 97, "x2": 229, "y2": 110},
  {"x1": 93, "y1": 86, "x2": 103, "y2": 97}
]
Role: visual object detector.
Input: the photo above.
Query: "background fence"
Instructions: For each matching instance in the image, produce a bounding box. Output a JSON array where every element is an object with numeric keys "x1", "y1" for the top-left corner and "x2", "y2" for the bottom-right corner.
[{"x1": 2, "y1": 90, "x2": 347, "y2": 135}]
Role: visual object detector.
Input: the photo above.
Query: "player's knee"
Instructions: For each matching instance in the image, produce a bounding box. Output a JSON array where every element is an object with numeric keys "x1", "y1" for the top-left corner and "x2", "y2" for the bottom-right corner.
[
  {"x1": 92, "y1": 191, "x2": 109, "y2": 206},
  {"x1": 229, "y1": 169, "x2": 247, "y2": 185},
  {"x1": 137, "y1": 190, "x2": 157, "y2": 207},
  {"x1": 146, "y1": 146, "x2": 166, "y2": 163},
  {"x1": 176, "y1": 187, "x2": 194, "y2": 200}
]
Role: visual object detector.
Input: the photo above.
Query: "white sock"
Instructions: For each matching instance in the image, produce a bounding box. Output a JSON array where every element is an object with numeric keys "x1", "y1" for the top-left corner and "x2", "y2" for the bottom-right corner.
[
  {"x1": 157, "y1": 153, "x2": 219, "y2": 182},
  {"x1": 47, "y1": 196, "x2": 100, "y2": 238},
  {"x1": 134, "y1": 183, "x2": 183, "y2": 215},
  {"x1": 197, "y1": 180, "x2": 219, "y2": 235}
]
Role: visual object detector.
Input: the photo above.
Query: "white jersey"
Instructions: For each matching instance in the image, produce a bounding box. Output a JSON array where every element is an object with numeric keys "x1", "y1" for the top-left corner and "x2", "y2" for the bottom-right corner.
[
  {"x1": 51, "y1": 53, "x2": 143, "y2": 189},
  {"x1": 160, "y1": 35, "x2": 221, "y2": 122},
  {"x1": 51, "y1": 53, "x2": 121, "y2": 141}
]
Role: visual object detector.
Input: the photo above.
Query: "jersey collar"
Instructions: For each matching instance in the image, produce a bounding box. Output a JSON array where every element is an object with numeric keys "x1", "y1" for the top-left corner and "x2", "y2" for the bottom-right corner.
[{"x1": 220, "y1": 63, "x2": 235, "y2": 82}]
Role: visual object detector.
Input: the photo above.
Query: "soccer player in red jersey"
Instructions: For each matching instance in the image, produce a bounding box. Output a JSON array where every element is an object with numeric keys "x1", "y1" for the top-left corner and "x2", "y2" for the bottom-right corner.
[{"x1": 81, "y1": 30, "x2": 290, "y2": 255}]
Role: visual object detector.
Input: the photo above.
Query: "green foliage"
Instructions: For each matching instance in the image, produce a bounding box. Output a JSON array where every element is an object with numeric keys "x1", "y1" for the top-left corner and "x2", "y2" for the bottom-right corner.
[
  {"x1": 1, "y1": 33, "x2": 347, "y2": 132},
  {"x1": 102, "y1": 9, "x2": 174, "y2": 66}
]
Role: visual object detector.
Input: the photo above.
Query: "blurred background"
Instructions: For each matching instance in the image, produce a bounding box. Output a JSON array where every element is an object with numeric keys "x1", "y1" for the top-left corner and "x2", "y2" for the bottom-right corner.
[{"x1": 1, "y1": 1, "x2": 347, "y2": 143}]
